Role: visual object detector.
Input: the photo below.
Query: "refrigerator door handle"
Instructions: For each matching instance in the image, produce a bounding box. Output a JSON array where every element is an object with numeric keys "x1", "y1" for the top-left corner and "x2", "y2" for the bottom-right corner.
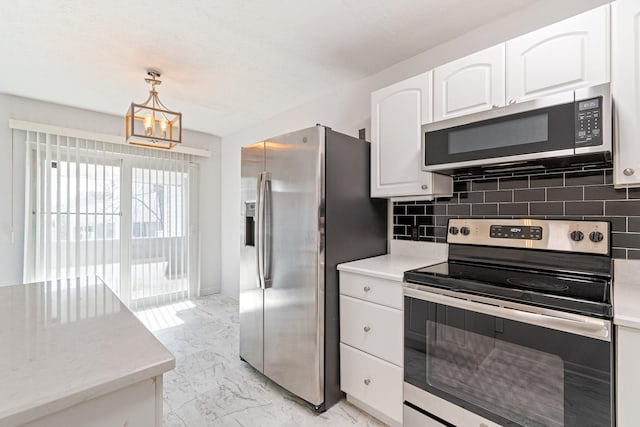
[
  {"x1": 263, "y1": 173, "x2": 272, "y2": 287},
  {"x1": 256, "y1": 172, "x2": 266, "y2": 289}
]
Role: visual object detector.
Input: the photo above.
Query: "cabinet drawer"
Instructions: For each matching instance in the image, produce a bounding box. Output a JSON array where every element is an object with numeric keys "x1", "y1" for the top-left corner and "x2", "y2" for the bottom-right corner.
[
  {"x1": 340, "y1": 295, "x2": 403, "y2": 365},
  {"x1": 339, "y1": 271, "x2": 403, "y2": 309},
  {"x1": 340, "y1": 343, "x2": 403, "y2": 424}
]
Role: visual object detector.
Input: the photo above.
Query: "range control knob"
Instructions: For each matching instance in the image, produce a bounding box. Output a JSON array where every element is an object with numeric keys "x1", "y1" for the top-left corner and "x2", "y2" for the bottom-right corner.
[
  {"x1": 460, "y1": 226, "x2": 471, "y2": 236},
  {"x1": 589, "y1": 231, "x2": 604, "y2": 243},
  {"x1": 570, "y1": 230, "x2": 584, "y2": 242},
  {"x1": 449, "y1": 226, "x2": 459, "y2": 235}
]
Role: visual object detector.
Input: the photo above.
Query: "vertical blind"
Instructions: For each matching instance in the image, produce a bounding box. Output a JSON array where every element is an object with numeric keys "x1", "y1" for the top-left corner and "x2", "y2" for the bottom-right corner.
[{"x1": 21, "y1": 130, "x2": 198, "y2": 308}]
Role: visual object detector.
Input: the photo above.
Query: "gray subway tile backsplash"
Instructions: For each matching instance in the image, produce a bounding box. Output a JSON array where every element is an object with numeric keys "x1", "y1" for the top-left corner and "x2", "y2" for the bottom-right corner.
[
  {"x1": 498, "y1": 203, "x2": 528, "y2": 216},
  {"x1": 498, "y1": 176, "x2": 529, "y2": 189},
  {"x1": 628, "y1": 250, "x2": 640, "y2": 260},
  {"x1": 485, "y1": 190, "x2": 513, "y2": 203},
  {"x1": 393, "y1": 166, "x2": 640, "y2": 259},
  {"x1": 471, "y1": 179, "x2": 498, "y2": 191},
  {"x1": 547, "y1": 187, "x2": 583, "y2": 201},
  {"x1": 514, "y1": 189, "x2": 545, "y2": 202},
  {"x1": 565, "y1": 201, "x2": 603, "y2": 216},
  {"x1": 605, "y1": 200, "x2": 640, "y2": 216},
  {"x1": 629, "y1": 217, "x2": 640, "y2": 232},
  {"x1": 584, "y1": 185, "x2": 627, "y2": 201}
]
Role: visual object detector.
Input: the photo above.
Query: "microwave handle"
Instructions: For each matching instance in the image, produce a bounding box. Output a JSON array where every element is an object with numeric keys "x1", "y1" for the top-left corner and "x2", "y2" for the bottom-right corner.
[{"x1": 404, "y1": 286, "x2": 610, "y2": 341}]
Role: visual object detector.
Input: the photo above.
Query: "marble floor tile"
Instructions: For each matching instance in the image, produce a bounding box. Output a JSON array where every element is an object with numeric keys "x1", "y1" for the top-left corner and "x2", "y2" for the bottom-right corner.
[{"x1": 137, "y1": 295, "x2": 385, "y2": 427}]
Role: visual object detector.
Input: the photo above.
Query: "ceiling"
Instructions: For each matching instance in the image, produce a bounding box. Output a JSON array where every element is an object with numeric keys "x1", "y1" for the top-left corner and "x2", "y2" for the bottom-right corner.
[{"x1": 0, "y1": 0, "x2": 537, "y2": 137}]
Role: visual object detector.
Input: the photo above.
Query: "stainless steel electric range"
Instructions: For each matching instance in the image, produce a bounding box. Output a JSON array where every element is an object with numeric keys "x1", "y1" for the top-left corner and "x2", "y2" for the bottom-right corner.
[{"x1": 403, "y1": 218, "x2": 614, "y2": 427}]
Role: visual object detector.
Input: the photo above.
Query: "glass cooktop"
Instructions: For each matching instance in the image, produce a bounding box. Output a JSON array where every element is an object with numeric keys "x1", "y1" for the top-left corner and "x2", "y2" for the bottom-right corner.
[{"x1": 404, "y1": 261, "x2": 612, "y2": 319}]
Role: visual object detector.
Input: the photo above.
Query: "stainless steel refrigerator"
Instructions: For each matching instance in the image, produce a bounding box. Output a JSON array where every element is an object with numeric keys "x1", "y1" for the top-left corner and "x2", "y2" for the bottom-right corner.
[{"x1": 239, "y1": 125, "x2": 387, "y2": 411}]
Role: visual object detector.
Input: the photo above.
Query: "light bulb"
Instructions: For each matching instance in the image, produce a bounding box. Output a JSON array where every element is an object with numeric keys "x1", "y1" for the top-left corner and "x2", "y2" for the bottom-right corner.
[
  {"x1": 160, "y1": 119, "x2": 168, "y2": 138},
  {"x1": 144, "y1": 115, "x2": 153, "y2": 136}
]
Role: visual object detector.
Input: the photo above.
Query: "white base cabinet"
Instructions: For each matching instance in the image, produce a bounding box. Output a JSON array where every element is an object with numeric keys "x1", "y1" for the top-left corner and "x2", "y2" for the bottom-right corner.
[
  {"x1": 23, "y1": 377, "x2": 163, "y2": 427},
  {"x1": 617, "y1": 326, "x2": 640, "y2": 426},
  {"x1": 612, "y1": 0, "x2": 640, "y2": 188},
  {"x1": 370, "y1": 71, "x2": 452, "y2": 199},
  {"x1": 506, "y1": 5, "x2": 610, "y2": 103},
  {"x1": 339, "y1": 271, "x2": 404, "y2": 426}
]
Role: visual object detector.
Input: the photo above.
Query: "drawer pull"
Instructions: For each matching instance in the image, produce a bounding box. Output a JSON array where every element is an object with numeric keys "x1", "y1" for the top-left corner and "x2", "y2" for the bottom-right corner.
[
  {"x1": 363, "y1": 378, "x2": 371, "y2": 386},
  {"x1": 363, "y1": 325, "x2": 371, "y2": 332},
  {"x1": 363, "y1": 285, "x2": 371, "y2": 292}
]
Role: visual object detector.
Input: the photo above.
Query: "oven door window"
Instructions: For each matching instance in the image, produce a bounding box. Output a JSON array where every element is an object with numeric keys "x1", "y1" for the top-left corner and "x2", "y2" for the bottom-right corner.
[
  {"x1": 424, "y1": 102, "x2": 575, "y2": 166},
  {"x1": 404, "y1": 296, "x2": 612, "y2": 427}
]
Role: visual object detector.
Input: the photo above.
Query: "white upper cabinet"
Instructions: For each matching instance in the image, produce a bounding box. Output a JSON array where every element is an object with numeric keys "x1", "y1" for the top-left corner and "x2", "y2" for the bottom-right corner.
[
  {"x1": 433, "y1": 45, "x2": 506, "y2": 122},
  {"x1": 371, "y1": 71, "x2": 451, "y2": 199},
  {"x1": 506, "y1": 5, "x2": 610, "y2": 103},
  {"x1": 612, "y1": 0, "x2": 640, "y2": 187}
]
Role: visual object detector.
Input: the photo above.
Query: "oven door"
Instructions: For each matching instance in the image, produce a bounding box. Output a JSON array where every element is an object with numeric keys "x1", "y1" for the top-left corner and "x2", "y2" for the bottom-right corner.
[{"x1": 404, "y1": 286, "x2": 613, "y2": 427}]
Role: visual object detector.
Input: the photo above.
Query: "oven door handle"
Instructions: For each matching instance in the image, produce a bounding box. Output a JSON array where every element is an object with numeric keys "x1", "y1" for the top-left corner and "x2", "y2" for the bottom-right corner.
[{"x1": 404, "y1": 287, "x2": 611, "y2": 341}]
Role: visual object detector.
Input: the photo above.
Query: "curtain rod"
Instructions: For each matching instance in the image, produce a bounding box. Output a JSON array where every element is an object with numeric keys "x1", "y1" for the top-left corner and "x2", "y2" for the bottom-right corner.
[{"x1": 8, "y1": 119, "x2": 211, "y2": 158}]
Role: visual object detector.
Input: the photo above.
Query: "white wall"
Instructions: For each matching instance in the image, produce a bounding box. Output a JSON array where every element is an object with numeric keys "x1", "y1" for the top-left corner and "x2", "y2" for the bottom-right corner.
[
  {"x1": 220, "y1": 0, "x2": 610, "y2": 297},
  {"x1": 0, "y1": 94, "x2": 222, "y2": 295}
]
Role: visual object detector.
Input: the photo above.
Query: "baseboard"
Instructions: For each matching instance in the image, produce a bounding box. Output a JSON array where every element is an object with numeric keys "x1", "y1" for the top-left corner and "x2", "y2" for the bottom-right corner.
[{"x1": 346, "y1": 394, "x2": 402, "y2": 427}]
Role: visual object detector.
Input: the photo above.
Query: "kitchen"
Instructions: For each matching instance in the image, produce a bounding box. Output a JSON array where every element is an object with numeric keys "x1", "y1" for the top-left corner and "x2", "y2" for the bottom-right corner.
[{"x1": 1, "y1": 0, "x2": 640, "y2": 426}]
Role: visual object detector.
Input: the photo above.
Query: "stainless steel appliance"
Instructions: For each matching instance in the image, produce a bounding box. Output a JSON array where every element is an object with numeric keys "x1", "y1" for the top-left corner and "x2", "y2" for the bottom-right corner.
[
  {"x1": 239, "y1": 125, "x2": 387, "y2": 411},
  {"x1": 403, "y1": 218, "x2": 614, "y2": 427},
  {"x1": 422, "y1": 83, "x2": 611, "y2": 175}
]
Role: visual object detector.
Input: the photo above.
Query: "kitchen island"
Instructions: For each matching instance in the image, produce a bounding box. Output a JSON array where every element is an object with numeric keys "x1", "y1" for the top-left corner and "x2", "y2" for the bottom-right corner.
[{"x1": 0, "y1": 277, "x2": 175, "y2": 427}]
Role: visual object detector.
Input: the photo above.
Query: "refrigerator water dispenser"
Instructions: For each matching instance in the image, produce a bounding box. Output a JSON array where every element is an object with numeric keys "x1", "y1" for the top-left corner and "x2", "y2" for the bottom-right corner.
[{"x1": 245, "y1": 201, "x2": 255, "y2": 247}]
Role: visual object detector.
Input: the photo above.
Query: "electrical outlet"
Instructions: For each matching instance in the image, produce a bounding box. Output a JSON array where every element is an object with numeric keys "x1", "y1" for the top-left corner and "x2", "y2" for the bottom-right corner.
[{"x1": 411, "y1": 226, "x2": 419, "y2": 241}]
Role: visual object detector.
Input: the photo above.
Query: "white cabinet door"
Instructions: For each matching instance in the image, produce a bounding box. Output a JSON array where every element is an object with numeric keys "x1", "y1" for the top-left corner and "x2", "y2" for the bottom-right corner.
[
  {"x1": 340, "y1": 295, "x2": 403, "y2": 366},
  {"x1": 617, "y1": 326, "x2": 640, "y2": 426},
  {"x1": 371, "y1": 71, "x2": 452, "y2": 199},
  {"x1": 612, "y1": 0, "x2": 640, "y2": 187},
  {"x1": 340, "y1": 343, "x2": 403, "y2": 424},
  {"x1": 339, "y1": 271, "x2": 403, "y2": 310},
  {"x1": 433, "y1": 44, "x2": 505, "y2": 122},
  {"x1": 506, "y1": 5, "x2": 610, "y2": 103}
]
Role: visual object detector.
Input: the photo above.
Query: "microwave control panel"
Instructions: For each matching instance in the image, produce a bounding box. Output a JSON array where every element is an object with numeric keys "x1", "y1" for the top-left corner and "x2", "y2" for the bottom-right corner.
[{"x1": 575, "y1": 96, "x2": 602, "y2": 147}]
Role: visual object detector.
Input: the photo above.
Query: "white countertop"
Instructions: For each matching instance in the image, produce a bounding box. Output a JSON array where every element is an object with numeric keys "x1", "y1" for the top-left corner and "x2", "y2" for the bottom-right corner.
[
  {"x1": 337, "y1": 240, "x2": 448, "y2": 281},
  {"x1": 0, "y1": 277, "x2": 175, "y2": 427},
  {"x1": 614, "y1": 259, "x2": 640, "y2": 329}
]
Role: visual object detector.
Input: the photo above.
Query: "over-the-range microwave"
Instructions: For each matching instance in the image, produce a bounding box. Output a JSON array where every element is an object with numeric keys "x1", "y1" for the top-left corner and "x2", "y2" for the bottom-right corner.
[{"x1": 422, "y1": 83, "x2": 611, "y2": 175}]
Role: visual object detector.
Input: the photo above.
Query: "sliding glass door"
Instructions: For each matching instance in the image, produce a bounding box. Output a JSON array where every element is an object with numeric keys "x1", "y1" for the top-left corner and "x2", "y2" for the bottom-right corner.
[
  {"x1": 23, "y1": 134, "x2": 196, "y2": 308},
  {"x1": 128, "y1": 165, "x2": 189, "y2": 307},
  {"x1": 44, "y1": 158, "x2": 122, "y2": 295}
]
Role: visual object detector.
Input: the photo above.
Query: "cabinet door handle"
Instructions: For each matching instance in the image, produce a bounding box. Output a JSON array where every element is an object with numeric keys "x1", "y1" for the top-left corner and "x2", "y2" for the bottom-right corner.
[
  {"x1": 363, "y1": 286, "x2": 371, "y2": 292},
  {"x1": 508, "y1": 99, "x2": 517, "y2": 105},
  {"x1": 363, "y1": 378, "x2": 371, "y2": 386},
  {"x1": 363, "y1": 325, "x2": 371, "y2": 332},
  {"x1": 492, "y1": 104, "x2": 499, "y2": 109},
  {"x1": 624, "y1": 168, "x2": 635, "y2": 176}
]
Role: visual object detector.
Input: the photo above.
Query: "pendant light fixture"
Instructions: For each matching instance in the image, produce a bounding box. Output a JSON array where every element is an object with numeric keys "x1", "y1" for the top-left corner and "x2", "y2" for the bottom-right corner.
[{"x1": 126, "y1": 69, "x2": 182, "y2": 149}]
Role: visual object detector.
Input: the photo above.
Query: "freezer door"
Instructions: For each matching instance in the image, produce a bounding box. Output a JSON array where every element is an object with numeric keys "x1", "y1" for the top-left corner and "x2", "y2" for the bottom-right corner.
[
  {"x1": 239, "y1": 142, "x2": 265, "y2": 372},
  {"x1": 263, "y1": 126, "x2": 325, "y2": 406}
]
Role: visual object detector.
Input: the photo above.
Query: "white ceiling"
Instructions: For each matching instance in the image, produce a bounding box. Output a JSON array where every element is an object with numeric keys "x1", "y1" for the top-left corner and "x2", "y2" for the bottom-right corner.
[{"x1": 0, "y1": 0, "x2": 536, "y2": 137}]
